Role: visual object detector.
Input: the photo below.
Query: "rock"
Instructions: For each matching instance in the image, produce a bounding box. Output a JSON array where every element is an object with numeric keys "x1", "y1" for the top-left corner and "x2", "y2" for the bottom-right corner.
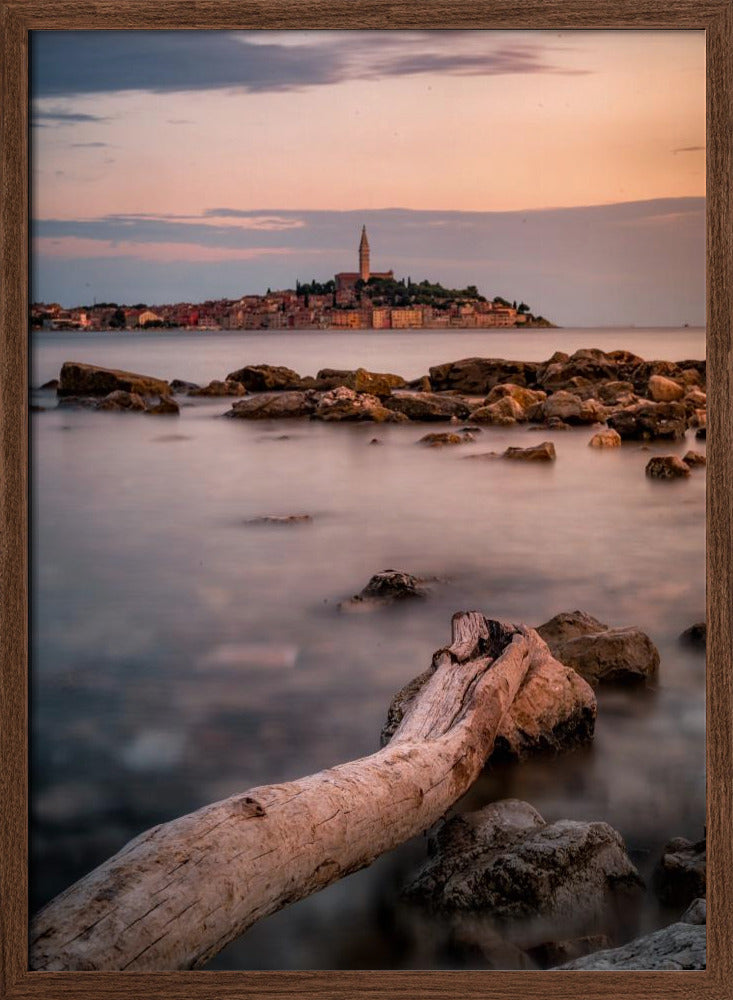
[
  {"x1": 648, "y1": 374, "x2": 685, "y2": 402},
  {"x1": 537, "y1": 610, "x2": 609, "y2": 646},
  {"x1": 653, "y1": 836, "x2": 706, "y2": 907},
  {"x1": 384, "y1": 392, "x2": 471, "y2": 422},
  {"x1": 588, "y1": 429, "x2": 622, "y2": 448},
  {"x1": 245, "y1": 514, "x2": 312, "y2": 525},
  {"x1": 688, "y1": 408, "x2": 707, "y2": 429},
  {"x1": 597, "y1": 380, "x2": 635, "y2": 405},
  {"x1": 418, "y1": 431, "x2": 474, "y2": 447},
  {"x1": 382, "y1": 626, "x2": 596, "y2": 762},
  {"x1": 340, "y1": 569, "x2": 428, "y2": 611},
  {"x1": 41, "y1": 378, "x2": 59, "y2": 390},
  {"x1": 695, "y1": 426, "x2": 706, "y2": 440},
  {"x1": 402, "y1": 801, "x2": 643, "y2": 944},
  {"x1": 645, "y1": 455, "x2": 691, "y2": 479},
  {"x1": 681, "y1": 898, "x2": 706, "y2": 925},
  {"x1": 188, "y1": 379, "x2": 246, "y2": 397},
  {"x1": 145, "y1": 395, "x2": 180, "y2": 416},
  {"x1": 469, "y1": 396, "x2": 526, "y2": 425},
  {"x1": 56, "y1": 395, "x2": 98, "y2": 410},
  {"x1": 407, "y1": 375, "x2": 432, "y2": 392},
  {"x1": 536, "y1": 349, "x2": 617, "y2": 391},
  {"x1": 537, "y1": 611, "x2": 659, "y2": 686},
  {"x1": 682, "y1": 450, "x2": 706, "y2": 468},
  {"x1": 541, "y1": 391, "x2": 606, "y2": 425},
  {"x1": 169, "y1": 379, "x2": 200, "y2": 393},
  {"x1": 557, "y1": 921, "x2": 705, "y2": 970},
  {"x1": 484, "y1": 383, "x2": 547, "y2": 411},
  {"x1": 369, "y1": 437, "x2": 382, "y2": 446},
  {"x1": 315, "y1": 367, "x2": 406, "y2": 396},
  {"x1": 684, "y1": 388, "x2": 707, "y2": 409},
  {"x1": 94, "y1": 390, "x2": 147, "y2": 412},
  {"x1": 314, "y1": 386, "x2": 406, "y2": 422},
  {"x1": 607, "y1": 401, "x2": 687, "y2": 441},
  {"x1": 226, "y1": 391, "x2": 316, "y2": 420},
  {"x1": 546, "y1": 628, "x2": 659, "y2": 686},
  {"x1": 58, "y1": 362, "x2": 171, "y2": 398},
  {"x1": 503, "y1": 442, "x2": 556, "y2": 462},
  {"x1": 429, "y1": 357, "x2": 540, "y2": 395},
  {"x1": 225, "y1": 364, "x2": 303, "y2": 391},
  {"x1": 679, "y1": 622, "x2": 706, "y2": 649}
]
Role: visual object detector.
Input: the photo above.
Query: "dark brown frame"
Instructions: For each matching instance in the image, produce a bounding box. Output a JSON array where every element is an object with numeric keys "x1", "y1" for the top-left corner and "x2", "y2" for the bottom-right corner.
[{"x1": 1, "y1": 2, "x2": 730, "y2": 997}]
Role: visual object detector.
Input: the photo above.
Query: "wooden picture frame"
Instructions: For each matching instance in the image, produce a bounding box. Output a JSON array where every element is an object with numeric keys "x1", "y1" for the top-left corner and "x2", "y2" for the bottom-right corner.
[{"x1": 1, "y1": 1, "x2": 730, "y2": 997}]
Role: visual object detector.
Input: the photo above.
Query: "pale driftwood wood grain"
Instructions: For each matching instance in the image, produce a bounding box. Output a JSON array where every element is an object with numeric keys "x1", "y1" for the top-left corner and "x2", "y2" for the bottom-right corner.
[
  {"x1": 30, "y1": 616, "x2": 540, "y2": 972},
  {"x1": 1, "y1": 1, "x2": 731, "y2": 998}
]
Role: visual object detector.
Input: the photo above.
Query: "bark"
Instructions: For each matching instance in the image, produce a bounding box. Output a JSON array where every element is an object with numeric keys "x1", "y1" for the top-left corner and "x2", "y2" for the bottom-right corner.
[{"x1": 30, "y1": 614, "x2": 540, "y2": 972}]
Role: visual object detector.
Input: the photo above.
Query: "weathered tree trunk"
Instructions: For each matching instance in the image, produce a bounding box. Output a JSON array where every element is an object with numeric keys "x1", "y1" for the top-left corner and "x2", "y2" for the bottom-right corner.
[{"x1": 31, "y1": 615, "x2": 541, "y2": 971}]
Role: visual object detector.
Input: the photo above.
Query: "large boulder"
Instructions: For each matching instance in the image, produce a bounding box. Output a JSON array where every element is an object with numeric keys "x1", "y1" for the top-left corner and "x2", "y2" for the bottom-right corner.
[
  {"x1": 648, "y1": 375, "x2": 685, "y2": 402},
  {"x1": 588, "y1": 429, "x2": 621, "y2": 448},
  {"x1": 429, "y1": 358, "x2": 540, "y2": 394},
  {"x1": 607, "y1": 401, "x2": 688, "y2": 441},
  {"x1": 557, "y1": 921, "x2": 705, "y2": 970},
  {"x1": 484, "y1": 383, "x2": 547, "y2": 411},
  {"x1": 597, "y1": 380, "x2": 636, "y2": 405},
  {"x1": 653, "y1": 836, "x2": 706, "y2": 907},
  {"x1": 535, "y1": 349, "x2": 617, "y2": 391},
  {"x1": 313, "y1": 386, "x2": 406, "y2": 422},
  {"x1": 58, "y1": 362, "x2": 170, "y2": 398},
  {"x1": 537, "y1": 610, "x2": 659, "y2": 686},
  {"x1": 225, "y1": 364, "x2": 303, "y2": 391},
  {"x1": 385, "y1": 392, "x2": 471, "y2": 422},
  {"x1": 382, "y1": 627, "x2": 596, "y2": 762},
  {"x1": 402, "y1": 801, "x2": 643, "y2": 946},
  {"x1": 226, "y1": 391, "x2": 316, "y2": 419}
]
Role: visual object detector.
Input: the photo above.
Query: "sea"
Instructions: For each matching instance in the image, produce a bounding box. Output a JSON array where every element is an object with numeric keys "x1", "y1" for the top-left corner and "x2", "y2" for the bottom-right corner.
[{"x1": 30, "y1": 326, "x2": 706, "y2": 969}]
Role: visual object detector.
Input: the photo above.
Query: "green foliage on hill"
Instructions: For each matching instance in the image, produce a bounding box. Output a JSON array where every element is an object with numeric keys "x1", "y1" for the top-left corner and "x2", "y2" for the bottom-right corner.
[{"x1": 356, "y1": 276, "x2": 489, "y2": 310}]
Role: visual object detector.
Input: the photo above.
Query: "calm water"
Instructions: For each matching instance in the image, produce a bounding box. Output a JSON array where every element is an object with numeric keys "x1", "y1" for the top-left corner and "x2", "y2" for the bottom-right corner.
[{"x1": 31, "y1": 327, "x2": 706, "y2": 969}]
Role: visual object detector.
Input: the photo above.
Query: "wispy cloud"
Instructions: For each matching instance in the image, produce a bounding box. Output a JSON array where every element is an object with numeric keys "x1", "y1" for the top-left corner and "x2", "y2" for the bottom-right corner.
[
  {"x1": 70, "y1": 141, "x2": 110, "y2": 148},
  {"x1": 672, "y1": 145, "x2": 705, "y2": 154},
  {"x1": 31, "y1": 30, "x2": 590, "y2": 99},
  {"x1": 31, "y1": 109, "x2": 110, "y2": 127}
]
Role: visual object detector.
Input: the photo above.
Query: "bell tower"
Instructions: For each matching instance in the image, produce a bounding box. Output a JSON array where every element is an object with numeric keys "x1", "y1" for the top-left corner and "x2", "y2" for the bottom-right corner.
[{"x1": 359, "y1": 225, "x2": 370, "y2": 282}]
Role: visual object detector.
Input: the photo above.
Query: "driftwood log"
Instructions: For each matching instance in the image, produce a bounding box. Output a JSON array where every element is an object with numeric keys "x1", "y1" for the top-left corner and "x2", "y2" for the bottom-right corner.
[{"x1": 31, "y1": 614, "x2": 549, "y2": 971}]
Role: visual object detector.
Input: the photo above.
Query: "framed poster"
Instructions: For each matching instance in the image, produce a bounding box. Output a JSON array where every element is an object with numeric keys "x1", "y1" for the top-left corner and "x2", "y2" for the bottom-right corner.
[{"x1": 1, "y1": 2, "x2": 731, "y2": 998}]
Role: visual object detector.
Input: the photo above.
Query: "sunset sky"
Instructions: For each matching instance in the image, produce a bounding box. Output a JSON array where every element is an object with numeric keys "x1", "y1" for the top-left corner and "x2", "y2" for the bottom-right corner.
[{"x1": 31, "y1": 30, "x2": 705, "y2": 325}]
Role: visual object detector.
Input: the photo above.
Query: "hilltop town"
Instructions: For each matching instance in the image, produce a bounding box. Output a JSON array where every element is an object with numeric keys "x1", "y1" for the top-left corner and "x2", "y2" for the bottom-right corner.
[{"x1": 31, "y1": 227, "x2": 554, "y2": 332}]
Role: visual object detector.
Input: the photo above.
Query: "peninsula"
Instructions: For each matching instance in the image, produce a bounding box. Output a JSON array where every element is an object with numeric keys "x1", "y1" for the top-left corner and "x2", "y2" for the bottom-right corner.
[{"x1": 31, "y1": 226, "x2": 554, "y2": 333}]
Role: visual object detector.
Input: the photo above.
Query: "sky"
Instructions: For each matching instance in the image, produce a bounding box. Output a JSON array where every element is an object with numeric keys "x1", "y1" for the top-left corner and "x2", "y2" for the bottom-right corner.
[{"x1": 31, "y1": 30, "x2": 706, "y2": 325}]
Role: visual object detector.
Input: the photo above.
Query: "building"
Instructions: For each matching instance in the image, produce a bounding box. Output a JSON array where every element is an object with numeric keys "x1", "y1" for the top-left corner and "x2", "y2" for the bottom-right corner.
[{"x1": 335, "y1": 226, "x2": 393, "y2": 292}]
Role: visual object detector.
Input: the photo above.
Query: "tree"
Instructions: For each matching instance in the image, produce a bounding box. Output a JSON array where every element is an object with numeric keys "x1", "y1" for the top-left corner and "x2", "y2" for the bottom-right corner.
[{"x1": 109, "y1": 308, "x2": 126, "y2": 329}]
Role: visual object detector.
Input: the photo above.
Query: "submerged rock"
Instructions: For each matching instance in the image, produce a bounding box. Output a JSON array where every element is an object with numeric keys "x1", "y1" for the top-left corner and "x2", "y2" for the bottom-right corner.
[
  {"x1": 653, "y1": 836, "x2": 706, "y2": 907},
  {"x1": 169, "y1": 378, "x2": 201, "y2": 393},
  {"x1": 40, "y1": 378, "x2": 59, "y2": 390},
  {"x1": 679, "y1": 621, "x2": 706, "y2": 649},
  {"x1": 418, "y1": 431, "x2": 475, "y2": 447},
  {"x1": 245, "y1": 514, "x2": 312, "y2": 526},
  {"x1": 58, "y1": 362, "x2": 170, "y2": 398},
  {"x1": 557, "y1": 921, "x2": 705, "y2": 970},
  {"x1": 226, "y1": 391, "x2": 316, "y2": 420},
  {"x1": 339, "y1": 569, "x2": 428, "y2": 611},
  {"x1": 682, "y1": 450, "x2": 706, "y2": 468},
  {"x1": 503, "y1": 441, "x2": 556, "y2": 462},
  {"x1": 645, "y1": 455, "x2": 691, "y2": 479},
  {"x1": 402, "y1": 800, "x2": 642, "y2": 946},
  {"x1": 537, "y1": 610, "x2": 659, "y2": 686}
]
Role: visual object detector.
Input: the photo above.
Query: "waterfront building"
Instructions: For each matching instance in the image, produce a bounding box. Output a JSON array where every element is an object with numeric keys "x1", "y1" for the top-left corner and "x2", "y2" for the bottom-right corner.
[{"x1": 335, "y1": 226, "x2": 393, "y2": 292}]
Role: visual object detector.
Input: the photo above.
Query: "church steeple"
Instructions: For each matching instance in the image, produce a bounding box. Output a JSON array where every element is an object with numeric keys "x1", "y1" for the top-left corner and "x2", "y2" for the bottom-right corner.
[{"x1": 359, "y1": 225, "x2": 370, "y2": 282}]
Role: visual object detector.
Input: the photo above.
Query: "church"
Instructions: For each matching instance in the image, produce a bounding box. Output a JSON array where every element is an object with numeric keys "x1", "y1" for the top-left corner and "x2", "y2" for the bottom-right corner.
[{"x1": 334, "y1": 226, "x2": 394, "y2": 292}]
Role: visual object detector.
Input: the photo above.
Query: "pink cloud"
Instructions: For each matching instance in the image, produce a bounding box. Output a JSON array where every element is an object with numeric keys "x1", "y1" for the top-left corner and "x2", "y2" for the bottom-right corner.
[{"x1": 34, "y1": 237, "x2": 311, "y2": 262}]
